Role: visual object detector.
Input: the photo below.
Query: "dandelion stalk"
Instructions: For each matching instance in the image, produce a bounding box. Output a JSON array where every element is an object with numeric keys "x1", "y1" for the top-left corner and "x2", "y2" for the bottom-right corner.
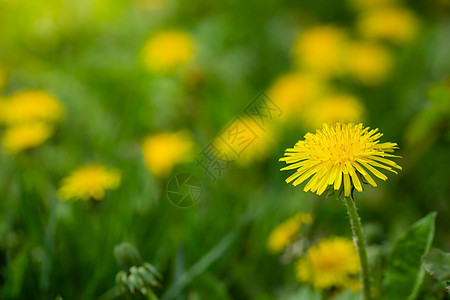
[
  {"x1": 343, "y1": 194, "x2": 371, "y2": 300},
  {"x1": 280, "y1": 123, "x2": 401, "y2": 298}
]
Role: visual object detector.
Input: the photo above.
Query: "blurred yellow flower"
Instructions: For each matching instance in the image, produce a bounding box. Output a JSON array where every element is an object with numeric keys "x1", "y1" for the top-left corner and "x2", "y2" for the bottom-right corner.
[
  {"x1": 267, "y1": 212, "x2": 313, "y2": 254},
  {"x1": 58, "y1": 164, "x2": 122, "y2": 201},
  {"x1": 268, "y1": 73, "x2": 326, "y2": 119},
  {"x1": 0, "y1": 90, "x2": 64, "y2": 125},
  {"x1": 346, "y1": 42, "x2": 392, "y2": 84},
  {"x1": 292, "y1": 26, "x2": 348, "y2": 76},
  {"x1": 142, "y1": 130, "x2": 193, "y2": 177},
  {"x1": 213, "y1": 117, "x2": 275, "y2": 166},
  {"x1": 142, "y1": 30, "x2": 195, "y2": 73},
  {"x1": 296, "y1": 237, "x2": 360, "y2": 290},
  {"x1": 303, "y1": 94, "x2": 365, "y2": 128},
  {"x1": 1, "y1": 122, "x2": 54, "y2": 154},
  {"x1": 280, "y1": 123, "x2": 402, "y2": 196},
  {"x1": 357, "y1": 7, "x2": 419, "y2": 43}
]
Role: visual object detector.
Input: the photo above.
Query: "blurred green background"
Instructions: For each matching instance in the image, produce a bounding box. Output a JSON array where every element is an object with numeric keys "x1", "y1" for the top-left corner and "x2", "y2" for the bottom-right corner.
[{"x1": 0, "y1": 0, "x2": 449, "y2": 299}]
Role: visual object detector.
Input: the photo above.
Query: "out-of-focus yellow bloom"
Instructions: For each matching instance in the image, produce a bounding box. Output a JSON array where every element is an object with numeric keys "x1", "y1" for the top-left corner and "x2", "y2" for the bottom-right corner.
[
  {"x1": 142, "y1": 130, "x2": 193, "y2": 177},
  {"x1": 357, "y1": 7, "x2": 419, "y2": 43},
  {"x1": 0, "y1": 90, "x2": 64, "y2": 125},
  {"x1": 1, "y1": 122, "x2": 53, "y2": 154},
  {"x1": 303, "y1": 94, "x2": 365, "y2": 129},
  {"x1": 58, "y1": 164, "x2": 122, "y2": 201},
  {"x1": 142, "y1": 30, "x2": 195, "y2": 73},
  {"x1": 296, "y1": 237, "x2": 360, "y2": 290},
  {"x1": 280, "y1": 123, "x2": 402, "y2": 196},
  {"x1": 346, "y1": 42, "x2": 392, "y2": 85},
  {"x1": 292, "y1": 26, "x2": 348, "y2": 76},
  {"x1": 268, "y1": 73, "x2": 327, "y2": 120},
  {"x1": 213, "y1": 117, "x2": 276, "y2": 166},
  {"x1": 266, "y1": 212, "x2": 313, "y2": 254}
]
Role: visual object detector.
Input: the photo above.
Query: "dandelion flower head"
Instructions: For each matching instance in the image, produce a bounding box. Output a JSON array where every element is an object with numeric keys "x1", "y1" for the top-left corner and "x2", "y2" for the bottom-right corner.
[
  {"x1": 268, "y1": 73, "x2": 326, "y2": 120},
  {"x1": 346, "y1": 42, "x2": 392, "y2": 84},
  {"x1": 296, "y1": 236, "x2": 360, "y2": 290},
  {"x1": 0, "y1": 90, "x2": 64, "y2": 125},
  {"x1": 58, "y1": 164, "x2": 121, "y2": 201},
  {"x1": 280, "y1": 123, "x2": 401, "y2": 197},
  {"x1": 292, "y1": 26, "x2": 348, "y2": 76},
  {"x1": 142, "y1": 30, "x2": 195, "y2": 73},
  {"x1": 142, "y1": 130, "x2": 193, "y2": 177},
  {"x1": 267, "y1": 212, "x2": 313, "y2": 254},
  {"x1": 357, "y1": 6, "x2": 419, "y2": 43},
  {"x1": 1, "y1": 122, "x2": 53, "y2": 154},
  {"x1": 213, "y1": 116, "x2": 276, "y2": 166}
]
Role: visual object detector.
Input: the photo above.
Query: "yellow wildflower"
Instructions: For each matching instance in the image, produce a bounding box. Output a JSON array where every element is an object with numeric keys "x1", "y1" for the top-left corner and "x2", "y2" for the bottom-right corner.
[
  {"x1": 142, "y1": 130, "x2": 193, "y2": 177},
  {"x1": 213, "y1": 116, "x2": 276, "y2": 166},
  {"x1": 280, "y1": 123, "x2": 402, "y2": 196},
  {"x1": 345, "y1": 42, "x2": 392, "y2": 84},
  {"x1": 357, "y1": 6, "x2": 419, "y2": 43},
  {"x1": 1, "y1": 122, "x2": 53, "y2": 154},
  {"x1": 58, "y1": 164, "x2": 121, "y2": 201},
  {"x1": 141, "y1": 30, "x2": 195, "y2": 73},
  {"x1": 268, "y1": 73, "x2": 327, "y2": 120},
  {"x1": 267, "y1": 212, "x2": 313, "y2": 254},
  {"x1": 292, "y1": 26, "x2": 348, "y2": 76},
  {"x1": 303, "y1": 94, "x2": 365, "y2": 128},
  {"x1": 296, "y1": 237, "x2": 360, "y2": 290},
  {"x1": 0, "y1": 90, "x2": 64, "y2": 125}
]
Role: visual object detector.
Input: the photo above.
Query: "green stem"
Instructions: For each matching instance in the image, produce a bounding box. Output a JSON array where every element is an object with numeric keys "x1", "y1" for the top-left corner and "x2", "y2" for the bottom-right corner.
[{"x1": 343, "y1": 195, "x2": 371, "y2": 300}]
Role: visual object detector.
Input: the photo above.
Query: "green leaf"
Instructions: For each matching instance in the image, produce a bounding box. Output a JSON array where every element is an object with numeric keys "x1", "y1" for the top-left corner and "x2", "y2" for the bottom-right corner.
[
  {"x1": 384, "y1": 212, "x2": 436, "y2": 300},
  {"x1": 421, "y1": 248, "x2": 450, "y2": 281},
  {"x1": 3, "y1": 249, "x2": 29, "y2": 298}
]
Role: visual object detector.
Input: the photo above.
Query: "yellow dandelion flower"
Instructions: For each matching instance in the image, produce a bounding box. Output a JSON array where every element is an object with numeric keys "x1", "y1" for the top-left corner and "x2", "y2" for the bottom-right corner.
[
  {"x1": 296, "y1": 237, "x2": 360, "y2": 290},
  {"x1": 292, "y1": 26, "x2": 348, "y2": 76},
  {"x1": 267, "y1": 212, "x2": 313, "y2": 254},
  {"x1": 0, "y1": 90, "x2": 64, "y2": 125},
  {"x1": 1, "y1": 122, "x2": 54, "y2": 154},
  {"x1": 58, "y1": 164, "x2": 121, "y2": 201},
  {"x1": 141, "y1": 30, "x2": 195, "y2": 73},
  {"x1": 142, "y1": 130, "x2": 193, "y2": 177},
  {"x1": 357, "y1": 6, "x2": 419, "y2": 43},
  {"x1": 280, "y1": 123, "x2": 401, "y2": 197},
  {"x1": 303, "y1": 94, "x2": 365, "y2": 129},
  {"x1": 212, "y1": 117, "x2": 276, "y2": 166},
  {"x1": 268, "y1": 73, "x2": 327, "y2": 120},
  {"x1": 346, "y1": 42, "x2": 392, "y2": 84}
]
